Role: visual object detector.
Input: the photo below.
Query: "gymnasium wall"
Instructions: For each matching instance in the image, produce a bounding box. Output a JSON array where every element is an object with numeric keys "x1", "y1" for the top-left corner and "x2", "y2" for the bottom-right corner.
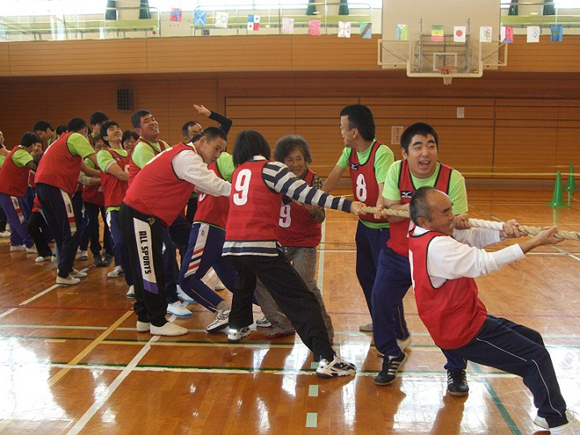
[{"x1": 0, "y1": 35, "x2": 579, "y2": 181}]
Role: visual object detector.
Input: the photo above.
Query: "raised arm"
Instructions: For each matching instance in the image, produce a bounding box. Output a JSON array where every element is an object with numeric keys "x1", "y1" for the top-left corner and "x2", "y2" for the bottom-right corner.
[{"x1": 193, "y1": 104, "x2": 233, "y2": 134}]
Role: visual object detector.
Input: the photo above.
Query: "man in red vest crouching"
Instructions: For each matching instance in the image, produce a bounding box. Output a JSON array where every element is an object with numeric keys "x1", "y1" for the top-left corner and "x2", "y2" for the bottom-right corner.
[{"x1": 408, "y1": 187, "x2": 577, "y2": 435}]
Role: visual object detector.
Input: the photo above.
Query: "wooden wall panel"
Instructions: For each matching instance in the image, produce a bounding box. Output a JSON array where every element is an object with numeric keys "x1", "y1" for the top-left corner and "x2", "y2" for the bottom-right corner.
[
  {"x1": 291, "y1": 36, "x2": 379, "y2": 70},
  {"x1": 495, "y1": 127, "x2": 558, "y2": 174},
  {"x1": 0, "y1": 35, "x2": 380, "y2": 77},
  {"x1": 0, "y1": 45, "x2": 10, "y2": 76},
  {"x1": 504, "y1": 36, "x2": 580, "y2": 72},
  {"x1": 556, "y1": 128, "x2": 580, "y2": 168},
  {"x1": 6, "y1": 40, "x2": 148, "y2": 76},
  {"x1": 433, "y1": 126, "x2": 494, "y2": 174},
  {"x1": 146, "y1": 37, "x2": 293, "y2": 72},
  {"x1": 2, "y1": 35, "x2": 580, "y2": 78},
  {"x1": 1, "y1": 70, "x2": 580, "y2": 182}
]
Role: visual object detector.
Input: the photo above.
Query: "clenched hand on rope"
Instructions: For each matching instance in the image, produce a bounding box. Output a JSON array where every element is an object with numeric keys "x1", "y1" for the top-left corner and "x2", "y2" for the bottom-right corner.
[{"x1": 358, "y1": 204, "x2": 580, "y2": 241}]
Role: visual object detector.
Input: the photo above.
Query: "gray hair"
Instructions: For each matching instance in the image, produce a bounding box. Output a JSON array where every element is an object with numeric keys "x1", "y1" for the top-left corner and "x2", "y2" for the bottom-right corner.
[{"x1": 409, "y1": 186, "x2": 436, "y2": 225}]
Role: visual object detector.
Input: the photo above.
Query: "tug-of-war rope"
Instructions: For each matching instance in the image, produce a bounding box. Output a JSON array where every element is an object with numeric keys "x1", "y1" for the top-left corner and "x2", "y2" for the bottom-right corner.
[{"x1": 358, "y1": 205, "x2": 580, "y2": 241}]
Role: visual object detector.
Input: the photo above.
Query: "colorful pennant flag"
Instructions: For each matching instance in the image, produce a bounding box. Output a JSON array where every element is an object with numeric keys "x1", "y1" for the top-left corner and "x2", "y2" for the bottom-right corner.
[
  {"x1": 282, "y1": 17, "x2": 294, "y2": 35},
  {"x1": 360, "y1": 22, "x2": 372, "y2": 39},
  {"x1": 338, "y1": 21, "x2": 351, "y2": 38},
  {"x1": 527, "y1": 26, "x2": 540, "y2": 43},
  {"x1": 247, "y1": 14, "x2": 260, "y2": 31},
  {"x1": 308, "y1": 19, "x2": 321, "y2": 36},
  {"x1": 215, "y1": 12, "x2": 229, "y2": 29},
  {"x1": 170, "y1": 8, "x2": 182, "y2": 23},
  {"x1": 396, "y1": 24, "x2": 408, "y2": 41},
  {"x1": 431, "y1": 25, "x2": 444, "y2": 42},
  {"x1": 453, "y1": 26, "x2": 466, "y2": 43},
  {"x1": 551, "y1": 25, "x2": 563, "y2": 42},
  {"x1": 500, "y1": 26, "x2": 513, "y2": 43},
  {"x1": 194, "y1": 10, "x2": 207, "y2": 26},
  {"x1": 480, "y1": 26, "x2": 492, "y2": 42}
]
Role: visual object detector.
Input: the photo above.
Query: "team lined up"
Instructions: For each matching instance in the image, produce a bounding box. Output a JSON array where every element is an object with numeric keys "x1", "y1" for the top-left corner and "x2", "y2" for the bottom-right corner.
[{"x1": 0, "y1": 104, "x2": 576, "y2": 432}]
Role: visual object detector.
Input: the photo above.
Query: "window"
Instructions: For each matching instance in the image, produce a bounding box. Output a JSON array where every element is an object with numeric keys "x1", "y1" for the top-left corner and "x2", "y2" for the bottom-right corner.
[
  {"x1": 149, "y1": 1, "x2": 310, "y2": 11},
  {"x1": 148, "y1": 1, "x2": 382, "y2": 11},
  {"x1": 1, "y1": 0, "x2": 107, "y2": 17},
  {"x1": 555, "y1": 0, "x2": 580, "y2": 7}
]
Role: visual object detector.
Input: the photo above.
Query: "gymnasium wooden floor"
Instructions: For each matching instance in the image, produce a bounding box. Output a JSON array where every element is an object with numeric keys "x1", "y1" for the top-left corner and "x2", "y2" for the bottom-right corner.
[{"x1": 0, "y1": 185, "x2": 578, "y2": 435}]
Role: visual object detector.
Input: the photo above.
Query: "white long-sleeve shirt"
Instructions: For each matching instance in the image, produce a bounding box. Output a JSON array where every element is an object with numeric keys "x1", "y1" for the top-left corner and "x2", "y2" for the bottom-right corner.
[
  {"x1": 171, "y1": 145, "x2": 231, "y2": 198},
  {"x1": 413, "y1": 226, "x2": 525, "y2": 288}
]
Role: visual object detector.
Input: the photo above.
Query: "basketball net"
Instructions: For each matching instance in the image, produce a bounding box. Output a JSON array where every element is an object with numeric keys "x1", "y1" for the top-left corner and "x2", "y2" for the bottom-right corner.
[{"x1": 438, "y1": 66, "x2": 457, "y2": 86}]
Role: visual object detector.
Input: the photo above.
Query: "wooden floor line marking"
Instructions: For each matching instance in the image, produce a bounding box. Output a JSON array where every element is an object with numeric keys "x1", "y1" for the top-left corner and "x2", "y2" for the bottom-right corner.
[
  {"x1": 0, "y1": 267, "x2": 89, "y2": 320},
  {"x1": 19, "y1": 284, "x2": 60, "y2": 306},
  {"x1": 66, "y1": 334, "x2": 160, "y2": 435},
  {"x1": 0, "y1": 308, "x2": 17, "y2": 320},
  {"x1": 0, "y1": 284, "x2": 59, "y2": 319},
  {"x1": 470, "y1": 362, "x2": 522, "y2": 435},
  {"x1": 308, "y1": 385, "x2": 319, "y2": 397},
  {"x1": 551, "y1": 245, "x2": 580, "y2": 263},
  {"x1": 305, "y1": 413, "x2": 318, "y2": 428},
  {"x1": 47, "y1": 311, "x2": 133, "y2": 387},
  {"x1": 65, "y1": 312, "x2": 181, "y2": 434},
  {"x1": 318, "y1": 219, "x2": 326, "y2": 296},
  {"x1": 2, "y1": 357, "x2": 577, "y2": 381}
]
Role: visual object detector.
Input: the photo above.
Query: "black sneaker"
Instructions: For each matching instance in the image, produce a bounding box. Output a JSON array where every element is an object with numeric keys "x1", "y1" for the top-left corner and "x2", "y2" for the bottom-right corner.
[
  {"x1": 447, "y1": 369, "x2": 469, "y2": 396},
  {"x1": 93, "y1": 255, "x2": 104, "y2": 267},
  {"x1": 102, "y1": 254, "x2": 114, "y2": 266},
  {"x1": 374, "y1": 351, "x2": 407, "y2": 386}
]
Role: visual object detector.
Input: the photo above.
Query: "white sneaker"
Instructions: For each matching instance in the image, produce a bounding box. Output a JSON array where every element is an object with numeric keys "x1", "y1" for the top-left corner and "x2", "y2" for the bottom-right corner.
[
  {"x1": 167, "y1": 301, "x2": 193, "y2": 318},
  {"x1": 136, "y1": 320, "x2": 150, "y2": 332},
  {"x1": 79, "y1": 250, "x2": 89, "y2": 260},
  {"x1": 256, "y1": 316, "x2": 272, "y2": 328},
  {"x1": 26, "y1": 246, "x2": 38, "y2": 254},
  {"x1": 316, "y1": 355, "x2": 357, "y2": 378},
  {"x1": 206, "y1": 309, "x2": 230, "y2": 332},
  {"x1": 150, "y1": 322, "x2": 188, "y2": 336},
  {"x1": 535, "y1": 410, "x2": 579, "y2": 432},
  {"x1": 214, "y1": 277, "x2": 226, "y2": 291},
  {"x1": 10, "y1": 245, "x2": 26, "y2": 252},
  {"x1": 35, "y1": 256, "x2": 52, "y2": 263},
  {"x1": 70, "y1": 269, "x2": 87, "y2": 279},
  {"x1": 107, "y1": 265, "x2": 124, "y2": 278},
  {"x1": 177, "y1": 286, "x2": 196, "y2": 303},
  {"x1": 227, "y1": 326, "x2": 251, "y2": 343},
  {"x1": 397, "y1": 334, "x2": 412, "y2": 351},
  {"x1": 126, "y1": 285, "x2": 135, "y2": 298},
  {"x1": 56, "y1": 275, "x2": 81, "y2": 286},
  {"x1": 359, "y1": 322, "x2": 373, "y2": 332},
  {"x1": 0, "y1": 230, "x2": 10, "y2": 238}
]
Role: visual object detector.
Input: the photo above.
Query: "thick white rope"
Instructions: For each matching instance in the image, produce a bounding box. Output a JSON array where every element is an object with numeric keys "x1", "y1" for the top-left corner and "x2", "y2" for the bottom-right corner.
[{"x1": 359, "y1": 205, "x2": 580, "y2": 241}]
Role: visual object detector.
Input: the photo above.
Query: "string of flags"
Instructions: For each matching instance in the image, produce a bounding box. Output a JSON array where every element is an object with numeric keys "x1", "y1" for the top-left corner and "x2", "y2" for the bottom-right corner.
[
  {"x1": 393, "y1": 24, "x2": 565, "y2": 43},
  {"x1": 189, "y1": 10, "x2": 372, "y2": 38}
]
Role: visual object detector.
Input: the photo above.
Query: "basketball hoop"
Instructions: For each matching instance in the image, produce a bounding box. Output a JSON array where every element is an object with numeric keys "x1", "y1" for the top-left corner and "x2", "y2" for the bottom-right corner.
[{"x1": 438, "y1": 66, "x2": 457, "y2": 85}]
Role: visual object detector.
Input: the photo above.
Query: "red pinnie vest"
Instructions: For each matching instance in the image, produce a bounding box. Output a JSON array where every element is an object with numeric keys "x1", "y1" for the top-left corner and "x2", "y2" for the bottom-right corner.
[
  {"x1": 124, "y1": 143, "x2": 198, "y2": 226},
  {"x1": 388, "y1": 160, "x2": 453, "y2": 257},
  {"x1": 226, "y1": 160, "x2": 281, "y2": 241},
  {"x1": 82, "y1": 162, "x2": 105, "y2": 206},
  {"x1": 194, "y1": 160, "x2": 229, "y2": 229},
  {"x1": 100, "y1": 149, "x2": 130, "y2": 209},
  {"x1": 34, "y1": 133, "x2": 85, "y2": 197},
  {"x1": 128, "y1": 138, "x2": 170, "y2": 186},
  {"x1": 349, "y1": 140, "x2": 387, "y2": 223},
  {"x1": 276, "y1": 169, "x2": 322, "y2": 247},
  {"x1": 409, "y1": 230, "x2": 488, "y2": 349},
  {"x1": 0, "y1": 147, "x2": 31, "y2": 197}
]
